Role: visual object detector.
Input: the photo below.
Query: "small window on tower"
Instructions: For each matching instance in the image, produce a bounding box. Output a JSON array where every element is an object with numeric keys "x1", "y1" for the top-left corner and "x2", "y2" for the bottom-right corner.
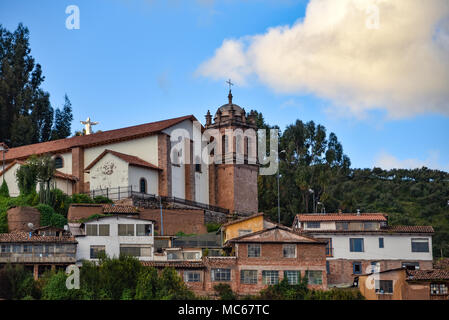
[{"x1": 54, "y1": 156, "x2": 63, "y2": 169}]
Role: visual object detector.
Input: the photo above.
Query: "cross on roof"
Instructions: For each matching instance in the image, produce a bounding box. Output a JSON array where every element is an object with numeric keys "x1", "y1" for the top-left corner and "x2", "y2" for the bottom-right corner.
[{"x1": 226, "y1": 79, "x2": 234, "y2": 91}]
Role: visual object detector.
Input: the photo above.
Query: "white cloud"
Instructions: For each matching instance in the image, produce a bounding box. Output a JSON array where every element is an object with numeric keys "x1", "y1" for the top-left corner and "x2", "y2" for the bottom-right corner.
[
  {"x1": 197, "y1": 0, "x2": 449, "y2": 118},
  {"x1": 374, "y1": 151, "x2": 449, "y2": 172}
]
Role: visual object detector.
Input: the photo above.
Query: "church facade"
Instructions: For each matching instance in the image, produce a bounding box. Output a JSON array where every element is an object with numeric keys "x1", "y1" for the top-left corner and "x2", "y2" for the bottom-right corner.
[{"x1": 0, "y1": 93, "x2": 260, "y2": 215}]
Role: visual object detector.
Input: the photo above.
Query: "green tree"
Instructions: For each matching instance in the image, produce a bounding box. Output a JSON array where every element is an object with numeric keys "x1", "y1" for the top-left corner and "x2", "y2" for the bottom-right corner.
[
  {"x1": 51, "y1": 94, "x2": 73, "y2": 140},
  {"x1": 0, "y1": 179, "x2": 9, "y2": 197},
  {"x1": 135, "y1": 267, "x2": 160, "y2": 300}
]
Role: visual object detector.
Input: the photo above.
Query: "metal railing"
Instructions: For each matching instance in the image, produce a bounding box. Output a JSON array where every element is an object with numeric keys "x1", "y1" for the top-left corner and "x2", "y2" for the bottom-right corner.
[{"x1": 84, "y1": 186, "x2": 230, "y2": 214}]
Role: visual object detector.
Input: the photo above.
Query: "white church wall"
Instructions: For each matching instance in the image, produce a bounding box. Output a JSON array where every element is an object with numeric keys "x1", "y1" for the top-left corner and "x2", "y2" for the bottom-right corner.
[
  {"x1": 54, "y1": 177, "x2": 74, "y2": 195},
  {"x1": 88, "y1": 153, "x2": 129, "y2": 191},
  {"x1": 171, "y1": 163, "x2": 185, "y2": 199},
  {"x1": 53, "y1": 152, "x2": 72, "y2": 175},
  {"x1": 83, "y1": 135, "x2": 158, "y2": 186},
  {"x1": 128, "y1": 166, "x2": 158, "y2": 195},
  {"x1": 2, "y1": 163, "x2": 21, "y2": 197}
]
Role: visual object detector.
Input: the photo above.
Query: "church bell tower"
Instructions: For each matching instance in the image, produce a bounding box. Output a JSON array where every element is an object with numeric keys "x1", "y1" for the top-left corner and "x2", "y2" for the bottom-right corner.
[{"x1": 205, "y1": 86, "x2": 259, "y2": 215}]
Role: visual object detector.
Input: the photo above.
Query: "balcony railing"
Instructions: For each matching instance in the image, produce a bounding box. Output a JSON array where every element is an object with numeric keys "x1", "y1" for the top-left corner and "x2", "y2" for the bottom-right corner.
[{"x1": 0, "y1": 252, "x2": 76, "y2": 263}]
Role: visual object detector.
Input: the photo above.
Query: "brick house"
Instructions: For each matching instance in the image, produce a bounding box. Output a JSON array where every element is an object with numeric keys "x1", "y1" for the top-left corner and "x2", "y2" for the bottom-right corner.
[
  {"x1": 0, "y1": 228, "x2": 77, "y2": 280},
  {"x1": 142, "y1": 225, "x2": 328, "y2": 297},
  {"x1": 293, "y1": 213, "x2": 434, "y2": 287},
  {"x1": 358, "y1": 268, "x2": 449, "y2": 300}
]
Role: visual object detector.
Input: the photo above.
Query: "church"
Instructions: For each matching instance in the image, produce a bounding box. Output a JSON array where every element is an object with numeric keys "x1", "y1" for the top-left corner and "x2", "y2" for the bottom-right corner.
[{"x1": 0, "y1": 91, "x2": 259, "y2": 216}]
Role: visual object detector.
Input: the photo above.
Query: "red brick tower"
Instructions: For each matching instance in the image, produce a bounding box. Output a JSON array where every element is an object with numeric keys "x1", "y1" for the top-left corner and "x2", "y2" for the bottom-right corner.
[{"x1": 205, "y1": 90, "x2": 259, "y2": 215}]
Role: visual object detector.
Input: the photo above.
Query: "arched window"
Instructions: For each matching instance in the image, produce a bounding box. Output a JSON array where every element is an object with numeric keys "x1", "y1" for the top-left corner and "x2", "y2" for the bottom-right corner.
[
  {"x1": 54, "y1": 156, "x2": 63, "y2": 169},
  {"x1": 139, "y1": 178, "x2": 147, "y2": 194}
]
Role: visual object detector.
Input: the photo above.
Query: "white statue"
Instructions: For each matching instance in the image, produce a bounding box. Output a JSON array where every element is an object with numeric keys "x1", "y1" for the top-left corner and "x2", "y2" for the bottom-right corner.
[{"x1": 80, "y1": 117, "x2": 99, "y2": 135}]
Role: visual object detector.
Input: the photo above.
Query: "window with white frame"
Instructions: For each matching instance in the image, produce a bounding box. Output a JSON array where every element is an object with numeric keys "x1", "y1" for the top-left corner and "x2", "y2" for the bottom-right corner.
[
  {"x1": 118, "y1": 224, "x2": 134, "y2": 236},
  {"x1": 375, "y1": 280, "x2": 393, "y2": 294},
  {"x1": 98, "y1": 224, "x2": 110, "y2": 236},
  {"x1": 86, "y1": 224, "x2": 98, "y2": 236},
  {"x1": 136, "y1": 224, "x2": 152, "y2": 236},
  {"x1": 411, "y1": 238, "x2": 429, "y2": 252},
  {"x1": 247, "y1": 244, "x2": 261, "y2": 257},
  {"x1": 283, "y1": 244, "x2": 296, "y2": 258},
  {"x1": 430, "y1": 283, "x2": 448, "y2": 295},
  {"x1": 262, "y1": 271, "x2": 279, "y2": 285},
  {"x1": 184, "y1": 271, "x2": 201, "y2": 283},
  {"x1": 240, "y1": 270, "x2": 258, "y2": 284},
  {"x1": 211, "y1": 268, "x2": 231, "y2": 282},
  {"x1": 284, "y1": 270, "x2": 300, "y2": 285},
  {"x1": 306, "y1": 222, "x2": 320, "y2": 229},
  {"x1": 90, "y1": 245, "x2": 105, "y2": 259},
  {"x1": 306, "y1": 270, "x2": 323, "y2": 285}
]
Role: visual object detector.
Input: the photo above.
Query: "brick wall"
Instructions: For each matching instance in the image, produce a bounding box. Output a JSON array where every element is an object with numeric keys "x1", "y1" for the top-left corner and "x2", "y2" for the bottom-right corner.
[
  {"x1": 138, "y1": 208, "x2": 207, "y2": 235},
  {"x1": 7, "y1": 207, "x2": 41, "y2": 232},
  {"x1": 67, "y1": 204, "x2": 103, "y2": 222},
  {"x1": 158, "y1": 133, "x2": 171, "y2": 197},
  {"x1": 72, "y1": 147, "x2": 84, "y2": 193}
]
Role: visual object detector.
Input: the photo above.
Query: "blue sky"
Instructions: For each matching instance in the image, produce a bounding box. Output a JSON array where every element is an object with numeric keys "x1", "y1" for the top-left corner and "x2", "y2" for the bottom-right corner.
[{"x1": 0, "y1": 0, "x2": 448, "y2": 171}]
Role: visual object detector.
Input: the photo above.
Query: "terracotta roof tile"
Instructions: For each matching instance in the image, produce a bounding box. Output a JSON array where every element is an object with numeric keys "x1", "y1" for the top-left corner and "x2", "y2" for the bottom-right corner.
[
  {"x1": 228, "y1": 226, "x2": 323, "y2": 244},
  {"x1": 85, "y1": 149, "x2": 160, "y2": 171},
  {"x1": 296, "y1": 213, "x2": 387, "y2": 222},
  {"x1": 302, "y1": 225, "x2": 434, "y2": 234},
  {"x1": 141, "y1": 260, "x2": 205, "y2": 269},
  {"x1": 4, "y1": 115, "x2": 196, "y2": 162},
  {"x1": 407, "y1": 269, "x2": 449, "y2": 281},
  {"x1": 54, "y1": 170, "x2": 78, "y2": 181},
  {"x1": 102, "y1": 204, "x2": 140, "y2": 214},
  {"x1": 0, "y1": 231, "x2": 77, "y2": 243}
]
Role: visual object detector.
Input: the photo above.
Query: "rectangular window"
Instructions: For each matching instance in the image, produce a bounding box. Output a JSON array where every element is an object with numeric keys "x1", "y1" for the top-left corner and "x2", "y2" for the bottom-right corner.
[
  {"x1": 326, "y1": 261, "x2": 330, "y2": 274},
  {"x1": 0, "y1": 244, "x2": 10, "y2": 253},
  {"x1": 349, "y1": 238, "x2": 364, "y2": 252},
  {"x1": 240, "y1": 270, "x2": 258, "y2": 284},
  {"x1": 430, "y1": 283, "x2": 448, "y2": 295},
  {"x1": 238, "y1": 229, "x2": 252, "y2": 236},
  {"x1": 247, "y1": 244, "x2": 261, "y2": 258},
  {"x1": 98, "y1": 224, "x2": 110, "y2": 236},
  {"x1": 411, "y1": 238, "x2": 429, "y2": 252},
  {"x1": 336, "y1": 222, "x2": 349, "y2": 231},
  {"x1": 283, "y1": 244, "x2": 296, "y2": 258},
  {"x1": 118, "y1": 224, "x2": 134, "y2": 236},
  {"x1": 23, "y1": 245, "x2": 32, "y2": 253},
  {"x1": 136, "y1": 224, "x2": 152, "y2": 236},
  {"x1": 262, "y1": 271, "x2": 279, "y2": 285},
  {"x1": 90, "y1": 245, "x2": 105, "y2": 259},
  {"x1": 324, "y1": 238, "x2": 333, "y2": 257},
  {"x1": 364, "y1": 222, "x2": 377, "y2": 231},
  {"x1": 370, "y1": 262, "x2": 380, "y2": 273},
  {"x1": 183, "y1": 252, "x2": 201, "y2": 260},
  {"x1": 33, "y1": 245, "x2": 43, "y2": 254},
  {"x1": 353, "y1": 262, "x2": 362, "y2": 274},
  {"x1": 306, "y1": 270, "x2": 323, "y2": 285},
  {"x1": 211, "y1": 268, "x2": 231, "y2": 282},
  {"x1": 12, "y1": 245, "x2": 21, "y2": 253},
  {"x1": 195, "y1": 163, "x2": 202, "y2": 173},
  {"x1": 284, "y1": 271, "x2": 300, "y2": 285},
  {"x1": 306, "y1": 222, "x2": 320, "y2": 229},
  {"x1": 120, "y1": 246, "x2": 141, "y2": 257},
  {"x1": 401, "y1": 262, "x2": 420, "y2": 270},
  {"x1": 379, "y1": 237, "x2": 384, "y2": 248},
  {"x1": 86, "y1": 224, "x2": 98, "y2": 236},
  {"x1": 375, "y1": 280, "x2": 393, "y2": 294},
  {"x1": 184, "y1": 271, "x2": 201, "y2": 283}
]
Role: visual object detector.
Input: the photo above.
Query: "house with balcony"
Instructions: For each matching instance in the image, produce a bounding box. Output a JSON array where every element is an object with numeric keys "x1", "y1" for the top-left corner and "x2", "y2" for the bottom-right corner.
[
  {"x1": 0, "y1": 227, "x2": 77, "y2": 279},
  {"x1": 292, "y1": 212, "x2": 434, "y2": 287},
  {"x1": 68, "y1": 215, "x2": 154, "y2": 264}
]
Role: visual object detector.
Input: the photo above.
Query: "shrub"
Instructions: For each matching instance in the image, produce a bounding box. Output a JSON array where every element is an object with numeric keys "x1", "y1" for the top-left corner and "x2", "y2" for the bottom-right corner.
[
  {"x1": 206, "y1": 222, "x2": 221, "y2": 233},
  {"x1": 0, "y1": 180, "x2": 9, "y2": 197},
  {"x1": 35, "y1": 203, "x2": 67, "y2": 228},
  {"x1": 93, "y1": 196, "x2": 113, "y2": 204},
  {"x1": 0, "y1": 264, "x2": 39, "y2": 300},
  {"x1": 213, "y1": 283, "x2": 236, "y2": 300},
  {"x1": 135, "y1": 267, "x2": 160, "y2": 300},
  {"x1": 70, "y1": 193, "x2": 94, "y2": 204}
]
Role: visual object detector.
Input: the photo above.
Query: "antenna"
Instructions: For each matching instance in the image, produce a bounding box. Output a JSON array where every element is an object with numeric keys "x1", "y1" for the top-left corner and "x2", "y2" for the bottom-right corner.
[{"x1": 27, "y1": 222, "x2": 34, "y2": 230}]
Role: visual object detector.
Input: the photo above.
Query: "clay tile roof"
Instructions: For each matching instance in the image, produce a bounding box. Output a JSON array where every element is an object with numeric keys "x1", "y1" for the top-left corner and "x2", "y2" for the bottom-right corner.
[
  {"x1": 85, "y1": 149, "x2": 161, "y2": 171},
  {"x1": 228, "y1": 225, "x2": 322, "y2": 244},
  {"x1": 141, "y1": 261, "x2": 205, "y2": 269},
  {"x1": 0, "y1": 231, "x2": 77, "y2": 243},
  {"x1": 384, "y1": 225, "x2": 434, "y2": 233},
  {"x1": 407, "y1": 269, "x2": 449, "y2": 281},
  {"x1": 222, "y1": 213, "x2": 264, "y2": 228},
  {"x1": 102, "y1": 204, "x2": 140, "y2": 214},
  {"x1": 296, "y1": 213, "x2": 387, "y2": 222},
  {"x1": 4, "y1": 115, "x2": 197, "y2": 162},
  {"x1": 54, "y1": 170, "x2": 79, "y2": 181},
  {"x1": 0, "y1": 160, "x2": 25, "y2": 177}
]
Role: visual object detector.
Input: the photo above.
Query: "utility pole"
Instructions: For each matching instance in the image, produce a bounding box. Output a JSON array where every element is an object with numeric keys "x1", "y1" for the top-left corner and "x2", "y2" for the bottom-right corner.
[{"x1": 277, "y1": 150, "x2": 286, "y2": 224}]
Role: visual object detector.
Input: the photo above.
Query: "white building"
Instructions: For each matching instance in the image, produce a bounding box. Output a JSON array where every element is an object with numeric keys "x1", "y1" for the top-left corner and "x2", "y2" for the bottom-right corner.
[
  {"x1": 293, "y1": 213, "x2": 434, "y2": 287},
  {"x1": 69, "y1": 215, "x2": 155, "y2": 264}
]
